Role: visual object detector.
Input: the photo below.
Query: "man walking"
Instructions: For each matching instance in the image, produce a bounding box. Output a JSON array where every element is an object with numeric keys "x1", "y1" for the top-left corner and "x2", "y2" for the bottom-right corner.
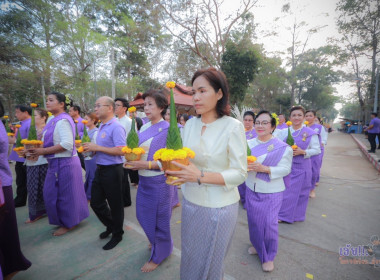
[
  {"x1": 83, "y1": 96, "x2": 126, "y2": 250},
  {"x1": 365, "y1": 112, "x2": 380, "y2": 153}
]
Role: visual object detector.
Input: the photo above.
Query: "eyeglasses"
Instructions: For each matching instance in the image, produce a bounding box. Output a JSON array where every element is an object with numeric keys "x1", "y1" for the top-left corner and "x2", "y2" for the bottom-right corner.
[
  {"x1": 254, "y1": 121, "x2": 270, "y2": 126},
  {"x1": 94, "y1": 104, "x2": 110, "y2": 109},
  {"x1": 114, "y1": 104, "x2": 123, "y2": 107}
]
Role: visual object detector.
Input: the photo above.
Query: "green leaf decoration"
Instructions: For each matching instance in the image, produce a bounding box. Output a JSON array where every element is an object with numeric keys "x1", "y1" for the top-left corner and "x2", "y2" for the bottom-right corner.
[
  {"x1": 75, "y1": 121, "x2": 81, "y2": 140},
  {"x1": 27, "y1": 108, "x2": 37, "y2": 140},
  {"x1": 5, "y1": 119, "x2": 11, "y2": 133},
  {"x1": 127, "y1": 115, "x2": 139, "y2": 149},
  {"x1": 166, "y1": 87, "x2": 183, "y2": 150},
  {"x1": 247, "y1": 142, "x2": 251, "y2": 156},
  {"x1": 82, "y1": 125, "x2": 91, "y2": 143},
  {"x1": 15, "y1": 127, "x2": 23, "y2": 147},
  {"x1": 286, "y1": 127, "x2": 294, "y2": 146}
]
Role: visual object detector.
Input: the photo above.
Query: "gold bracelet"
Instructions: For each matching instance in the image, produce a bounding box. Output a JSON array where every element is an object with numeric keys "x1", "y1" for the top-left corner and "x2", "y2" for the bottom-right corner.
[{"x1": 148, "y1": 161, "x2": 152, "y2": 169}]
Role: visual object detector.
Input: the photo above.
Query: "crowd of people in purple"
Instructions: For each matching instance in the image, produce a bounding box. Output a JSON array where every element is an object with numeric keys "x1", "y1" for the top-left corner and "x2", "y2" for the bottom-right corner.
[{"x1": 1, "y1": 67, "x2": 330, "y2": 279}]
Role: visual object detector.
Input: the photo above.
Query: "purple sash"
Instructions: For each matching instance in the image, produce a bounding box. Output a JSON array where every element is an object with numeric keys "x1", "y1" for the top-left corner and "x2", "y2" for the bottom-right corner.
[
  {"x1": 43, "y1": 113, "x2": 76, "y2": 158},
  {"x1": 139, "y1": 121, "x2": 169, "y2": 164},
  {"x1": 245, "y1": 128, "x2": 257, "y2": 140},
  {"x1": 251, "y1": 138, "x2": 288, "y2": 183},
  {"x1": 309, "y1": 124, "x2": 323, "y2": 150}
]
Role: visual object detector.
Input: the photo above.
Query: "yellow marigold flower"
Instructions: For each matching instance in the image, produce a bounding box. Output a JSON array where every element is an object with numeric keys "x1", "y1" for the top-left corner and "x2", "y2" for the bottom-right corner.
[
  {"x1": 247, "y1": 156, "x2": 257, "y2": 163},
  {"x1": 15, "y1": 124, "x2": 21, "y2": 128},
  {"x1": 82, "y1": 120, "x2": 88, "y2": 124},
  {"x1": 47, "y1": 111, "x2": 53, "y2": 117},
  {"x1": 166, "y1": 81, "x2": 176, "y2": 89},
  {"x1": 182, "y1": 147, "x2": 195, "y2": 158},
  {"x1": 304, "y1": 121, "x2": 309, "y2": 125},
  {"x1": 7, "y1": 132, "x2": 14, "y2": 136},
  {"x1": 122, "y1": 146, "x2": 132, "y2": 154},
  {"x1": 74, "y1": 120, "x2": 78, "y2": 123},
  {"x1": 3, "y1": 116, "x2": 8, "y2": 119},
  {"x1": 13, "y1": 147, "x2": 24, "y2": 151},
  {"x1": 128, "y1": 106, "x2": 137, "y2": 113},
  {"x1": 30, "y1": 103, "x2": 38, "y2": 108},
  {"x1": 21, "y1": 139, "x2": 27, "y2": 144},
  {"x1": 291, "y1": 144, "x2": 298, "y2": 150},
  {"x1": 153, "y1": 148, "x2": 165, "y2": 161},
  {"x1": 161, "y1": 149, "x2": 175, "y2": 161},
  {"x1": 77, "y1": 146, "x2": 84, "y2": 153},
  {"x1": 132, "y1": 147, "x2": 145, "y2": 155},
  {"x1": 75, "y1": 140, "x2": 82, "y2": 144},
  {"x1": 173, "y1": 149, "x2": 187, "y2": 160},
  {"x1": 286, "y1": 121, "x2": 292, "y2": 126}
]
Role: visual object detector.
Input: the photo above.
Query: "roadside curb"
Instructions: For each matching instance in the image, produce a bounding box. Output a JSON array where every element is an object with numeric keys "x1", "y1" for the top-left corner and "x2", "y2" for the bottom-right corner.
[{"x1": 351, "y1": 134, "x2": 380, "y2": 172}]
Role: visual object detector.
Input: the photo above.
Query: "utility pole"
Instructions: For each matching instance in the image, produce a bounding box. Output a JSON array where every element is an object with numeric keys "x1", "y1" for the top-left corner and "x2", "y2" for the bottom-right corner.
[
  {"x1": 374, "y1": 66, "x2": 379, "y2": 114},
  {"x1": 93, "y1": 59, "x2": 97, "y2": 100}
]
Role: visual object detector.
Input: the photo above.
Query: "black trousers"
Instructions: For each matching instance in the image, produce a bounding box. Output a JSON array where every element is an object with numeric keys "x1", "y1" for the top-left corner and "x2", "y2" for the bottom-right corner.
[
  {"x1": 128, "y1": 170, "x2": 139, "y2": 185},
  {"x1": 90, "y1": 164, "x2": 124, "y2": 237},
  {"x1": 122, "y1": 169, "x2": 132, "y2": 207},
  {"x1": 368, "y1": 133, "x2": 377, "y2": 152},
  {"x1": 14, "y1": 161, "x2": 27, "y2": 205},
  {"x1": 78, "y1": 152, "x2": 86, "y2": 171}
]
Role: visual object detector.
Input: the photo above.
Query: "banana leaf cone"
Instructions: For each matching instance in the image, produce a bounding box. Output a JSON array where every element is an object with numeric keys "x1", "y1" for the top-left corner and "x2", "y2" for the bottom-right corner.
[
  {"x1": 247, "y1": 142, "x2": 251, "y2": 156},
  {"x1": 166, "y1": 85, "x2": 183, "y2": 150},
  {"x1": 126, "y1": 115, "x2": 139, "y2": 149},
  {"x1": 15, "y1": 127, "x2": 23, "y2": 148},
  {"x1": 27, "y1": 107, "x2": 38, "y2": 141},
  {"x1": 5, "y1": 119, "x2": 12, "y2": 134},
  {"x1": 75, "y1": 121, "x2": 81, "y2": 140},
  {"x1": 286, "y1": 127, "x2": 294, "y2": 146},
  {"x1": 82, "y1": 125, "x2": 91, "y2": 143}
]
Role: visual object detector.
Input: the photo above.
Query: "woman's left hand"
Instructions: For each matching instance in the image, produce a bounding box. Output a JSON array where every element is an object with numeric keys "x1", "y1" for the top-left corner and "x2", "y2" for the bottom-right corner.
[
  {"x1": 28, "y1": 148, "x2": 45, "y2": 156},
  {"x1": 249, "y1": 161, "x2": 268, "y2": 173},
  {"x1": 123, "y1": 160, "x2": 148, "y2": 170},
  {"x1": 165, "y1": 161, "x2": 201, "y2": 185},
  {"x1": 293, "y1": 147, "x2": 306, "y2": 156}
]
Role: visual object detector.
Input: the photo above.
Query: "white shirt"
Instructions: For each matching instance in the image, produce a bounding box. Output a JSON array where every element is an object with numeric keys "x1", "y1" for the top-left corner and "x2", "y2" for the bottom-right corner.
[
  {"x1": 246, "y1": 137, "x2": 292, "y2": 193},
  {"x1": 182, "y1": 116, "x2": 247, "y2": 208},
  {"x1": 42, "y1": 118, "x2": 76, "y2": 158},
  {"x1": 117, "y1": 115, "x2": 132, "y2": 135},
  {"x1": 321, "y1": 126, "x2": 328, "y2": 145},
  {"x1": 138, "y1": 119, "x2": 165, "y2": 177},
  {"x1": 276, "y1": 127, "x2": 321, "y2": 158}
]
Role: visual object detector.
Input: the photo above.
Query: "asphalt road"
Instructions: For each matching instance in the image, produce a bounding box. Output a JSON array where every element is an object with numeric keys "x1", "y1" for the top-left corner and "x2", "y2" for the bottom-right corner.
[{"x1": 12, "y1": 131, "x2": 380, "y2": 280}]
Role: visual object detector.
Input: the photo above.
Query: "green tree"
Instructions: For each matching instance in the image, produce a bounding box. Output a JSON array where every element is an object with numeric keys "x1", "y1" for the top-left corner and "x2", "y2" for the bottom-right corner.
[{"x1": 221, "y1": 40, "x2": 259, "y2": 106}]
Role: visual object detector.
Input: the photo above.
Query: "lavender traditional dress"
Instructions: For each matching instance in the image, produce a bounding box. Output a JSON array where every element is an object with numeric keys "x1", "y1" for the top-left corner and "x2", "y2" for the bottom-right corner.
[
  {"x1": 83, "y1": 127, "x2": 98, "y2": 200},
  {"x1": 278, "y1": 126, "x2": 318, "y2": 223},
  {"x1": 136, "y1": 120, "x2": 174, "y2": 264},
  {"x1": 276, "y1": 123, "x2": 288, "y2": 130},
  {"x1": 309, "y1": 124, "x2": 323, "y2": 190},
  {"x1": 0, "y1": 122, "x2": 31, "y2": 277},
  {"x1": 245, "y1": 137, "x2": 292, "y2": 264},
  {"x1": 43, "y1": 113, "x2": 89, "y2": 228},
  {"x1": 238, "y1": 128, "x2": 257, "y2": 208}
]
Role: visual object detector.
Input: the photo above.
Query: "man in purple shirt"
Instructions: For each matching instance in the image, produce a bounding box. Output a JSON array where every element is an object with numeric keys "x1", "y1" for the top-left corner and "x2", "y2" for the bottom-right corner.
[
  {"x1": 69, "y1": 105, "x2": 86, "y2": 170},
  {"x1": 364, "y1": 112, "x2": 380, "y2": 153},
  {"x1": 83, "y1": 96, "x2": 126, "y2": 250},
  {"x1": 9, "y1": 105, "x2": 32, "y2": 207}
]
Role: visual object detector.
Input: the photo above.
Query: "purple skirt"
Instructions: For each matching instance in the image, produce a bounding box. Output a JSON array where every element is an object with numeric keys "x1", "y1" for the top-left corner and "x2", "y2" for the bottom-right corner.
[
  {"x1": 0, "y1": 186, "x2": 31, "y2": 277},
  {"x1": 278, "y1": 158, "x2": 312, "y2": 223},
  {"x1": 44, "y1": 157, "x2": 89, "y2": 228},
  {"x1": 136, "y1": 174, "x2": 174, "y2": 264},
  {"x1": 84, "y1": 158, "x2": 97, "y2": 200},
  {"x1": 246, "y1": 188, "x2": 283, "y2": 263},
  {"x1": 238, "y1": 182, "x2": 247, "y2": 208}
]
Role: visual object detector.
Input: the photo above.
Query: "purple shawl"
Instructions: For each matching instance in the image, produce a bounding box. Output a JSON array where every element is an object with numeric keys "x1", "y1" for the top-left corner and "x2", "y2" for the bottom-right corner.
[
  {"x1": 139, "y1": 121, "x2": 169, "y2": 165},
  {"x1": 43, "y1": 113, "x2": 76, "y2": 158}
]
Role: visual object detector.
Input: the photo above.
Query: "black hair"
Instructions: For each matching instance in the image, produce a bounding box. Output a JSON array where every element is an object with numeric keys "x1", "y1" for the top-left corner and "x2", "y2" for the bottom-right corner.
[
  {"x1": 290, "y1": 105, "x2": 306, "y2": 116},
  {"x1": 0, "y1": 99, "x2": 4, "y2": 118},
  {"x1": 135, "y1": 117, "x2": 143, "y2": 131},
  {"x1": 305, "y1": 110, "x2": 317, "y2": 116},
  {"x1": 191, "y1": 67, "x2": 230, "y2": 118},
  {"x1": 115, "y1": 98, "x2": 129, "y2": 108},
  {"x1": 371, "y1": 112, "x2": 378, "y2": 117},
  {"x1": 254, "y1": 110, "x2": 277, "y2": 131},
  {"x1": 142, "y1": 89, "x2": 169, "y2": 118},
  {"x1": 243, "y1": 111, "x2": 255, "y2": 119},
  {"x1": 180, "y1": 113, "x2": 189, "y2": 123},
  {"x1": 71, "y1": 105, "x2": 81, "y2": 114},
  {"x1": 48, "y1": 91, "x2": 72, "y2": 110},
  {"x1": 15, "y1": 105, "x2": 32, "y2": 116}
]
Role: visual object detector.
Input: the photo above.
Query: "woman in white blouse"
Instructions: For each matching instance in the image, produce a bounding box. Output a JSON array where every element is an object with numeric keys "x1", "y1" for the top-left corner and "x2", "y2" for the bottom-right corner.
[
  {"x1": 245, "y1": 110, "x2": 292, "y2": 272},
  {"x1": 166, "y1": 67, "x2": 247, "y2": 280},
  {"x1": 29, "y1": 92, "x2": 89, "y2": 236}
]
